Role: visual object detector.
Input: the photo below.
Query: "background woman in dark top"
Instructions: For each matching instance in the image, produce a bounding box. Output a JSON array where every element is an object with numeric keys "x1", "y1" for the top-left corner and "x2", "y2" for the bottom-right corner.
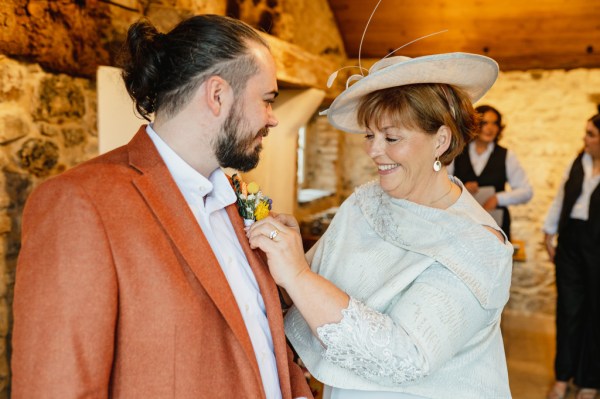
[
  {"x1": 448, "y1": 104, "x2": 533, "y2": 241},
  {"x1": 543, "y1": 106, "x2": 600, "y2": 399}
]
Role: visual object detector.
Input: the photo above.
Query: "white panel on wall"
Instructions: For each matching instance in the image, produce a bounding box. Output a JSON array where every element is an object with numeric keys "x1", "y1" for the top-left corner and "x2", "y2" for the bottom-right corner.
[{"x1": 97, "y1": 66, "x2": 148, "y2": 154}]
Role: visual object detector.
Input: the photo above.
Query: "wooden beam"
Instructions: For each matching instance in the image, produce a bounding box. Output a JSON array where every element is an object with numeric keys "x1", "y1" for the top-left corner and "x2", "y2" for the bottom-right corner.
[
  {"x1": 328, "y1": 0, "x2": 600, "y2": 70},
  {"x1": 259, "y1": 32, "x2": 342, "y2": 98}
]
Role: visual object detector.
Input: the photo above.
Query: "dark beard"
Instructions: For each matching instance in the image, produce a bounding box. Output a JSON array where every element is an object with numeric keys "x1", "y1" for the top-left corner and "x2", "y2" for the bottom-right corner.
[{"x1": 214, "y1": 105, "x2": 268, "y2": 172}]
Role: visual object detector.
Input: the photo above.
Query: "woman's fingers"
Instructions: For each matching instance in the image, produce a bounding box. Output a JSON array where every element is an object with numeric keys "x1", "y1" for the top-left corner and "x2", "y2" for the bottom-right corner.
[
  {"x1": 248, "y1": 217, "x2": 285, "y2": 240},
  {"x1": 274, "y1": 213, "x2": 300, "y2": 230},
  {"x1": 246, "y1": 219, "x2": 308, "y2": 287},
  {"x1": 247, "y1": 215, "x2": 299, "y2": 242},
  {"x1": 248, "y1": 228, "x2": 278, "y2": 250}
]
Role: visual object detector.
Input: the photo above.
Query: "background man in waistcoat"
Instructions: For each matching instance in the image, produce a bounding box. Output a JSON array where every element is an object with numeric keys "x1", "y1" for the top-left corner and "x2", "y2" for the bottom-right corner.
[
  {"x1": 543, "y1": 107, "x2": 600, "y2": 399},
  {"x1": 449, "y1": 104, "x2": 533, "y2": 240}
]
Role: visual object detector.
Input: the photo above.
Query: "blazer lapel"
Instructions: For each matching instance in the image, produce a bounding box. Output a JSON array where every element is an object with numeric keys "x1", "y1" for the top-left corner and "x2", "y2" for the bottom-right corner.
[
  {"x1": 126, "y1": 127, "x2": 262, "y2": 388},
  {"x1": 226, "y1": 205, "x2": 293, "y2": 399}
]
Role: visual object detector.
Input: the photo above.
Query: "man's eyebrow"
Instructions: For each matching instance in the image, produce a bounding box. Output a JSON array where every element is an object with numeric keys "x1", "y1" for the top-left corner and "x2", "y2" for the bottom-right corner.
[{"x1": 266, "y1": 90, "x2": 279, "y2": 98}]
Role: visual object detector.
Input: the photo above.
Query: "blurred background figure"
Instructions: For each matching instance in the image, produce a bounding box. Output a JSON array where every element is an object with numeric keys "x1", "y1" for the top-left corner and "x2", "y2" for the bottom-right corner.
[
  {"x1": 543, "y1": 106, "x2": 600, "y2": 399},
  {"x1": 448, "y1": 104, "x2": 533, "y2": 241}
]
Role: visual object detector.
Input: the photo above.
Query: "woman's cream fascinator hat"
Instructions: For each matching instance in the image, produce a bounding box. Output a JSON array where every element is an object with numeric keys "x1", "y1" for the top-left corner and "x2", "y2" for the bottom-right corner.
[{"x1": 321, "y1": 1, "x2": 499, "y2": 134}]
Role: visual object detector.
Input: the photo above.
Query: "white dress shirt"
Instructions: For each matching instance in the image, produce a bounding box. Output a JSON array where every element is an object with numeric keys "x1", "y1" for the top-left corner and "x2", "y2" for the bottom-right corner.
[
  {"x1": 146, "y1": 125, "x2": 282, "y2": 399},
  {"x1": 544, "y1": 152, "x2": 600, "y2": 235},
  {"x1": 447, "y1": 141, "x2": 533, "y2": 206}
]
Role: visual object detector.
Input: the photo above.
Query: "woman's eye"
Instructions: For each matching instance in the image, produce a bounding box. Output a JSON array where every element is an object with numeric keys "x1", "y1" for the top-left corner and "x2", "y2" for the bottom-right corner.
[
  {"x1": 364, "y1": 134, "x2": 374, "y2": 140},
  {"x1": 385, "y1": 137, "x2": 399, "y2": 143}
]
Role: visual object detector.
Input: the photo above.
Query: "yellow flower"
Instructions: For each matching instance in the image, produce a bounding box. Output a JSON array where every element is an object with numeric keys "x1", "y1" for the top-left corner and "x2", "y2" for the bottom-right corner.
[
  {"x1": 247, "y1": 182, "x2": 259, "y2": 195},
  {"x1": 254, "y1": 201, "x2": 270, "y2": 221}
]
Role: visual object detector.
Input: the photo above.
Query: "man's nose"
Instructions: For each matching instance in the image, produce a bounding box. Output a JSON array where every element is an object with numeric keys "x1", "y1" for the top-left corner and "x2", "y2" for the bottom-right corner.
[{"x1": 267, "y1": 108, "x2": 278, "y2": 128}]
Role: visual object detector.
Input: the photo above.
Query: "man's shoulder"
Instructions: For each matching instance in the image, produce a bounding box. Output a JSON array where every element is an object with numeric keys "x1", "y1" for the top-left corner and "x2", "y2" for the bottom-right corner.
[{"x1": 31, "y1": 146, "x2": 133, "y2": 198}]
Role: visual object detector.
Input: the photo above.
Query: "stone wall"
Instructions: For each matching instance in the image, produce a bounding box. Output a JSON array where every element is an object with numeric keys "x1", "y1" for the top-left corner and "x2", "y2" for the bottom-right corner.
[
  {"x1": 0, "y1": 55, "x2": 98, "y2": 397},
  {"x1": 340, "y1": 66, "x2": 600, "y2": 316},
  {"x1": 303, "y1": 113, "x2": 343, "y2": 194},
  {"x1": 482, "y1": 69, "x2": 600, "y2": 315}
]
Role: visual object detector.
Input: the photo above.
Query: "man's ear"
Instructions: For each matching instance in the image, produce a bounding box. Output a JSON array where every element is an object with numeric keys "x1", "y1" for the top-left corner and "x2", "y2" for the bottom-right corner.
[
  {"x1": 205, "y1": 76, "x2": 230, "y2": 116},
  {"x1": 435, "y1": 125, "x2": 452, "y2": 154}
]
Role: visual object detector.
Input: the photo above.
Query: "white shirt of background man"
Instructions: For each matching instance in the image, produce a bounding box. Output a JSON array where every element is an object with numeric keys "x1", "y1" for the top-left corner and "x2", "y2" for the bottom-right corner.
[
  {"x1": 447, "y1": 141, "x2": 533, "y2": 206},
  {"x1": 544, "y1": 152, "x2": 600, "y2": 234}
]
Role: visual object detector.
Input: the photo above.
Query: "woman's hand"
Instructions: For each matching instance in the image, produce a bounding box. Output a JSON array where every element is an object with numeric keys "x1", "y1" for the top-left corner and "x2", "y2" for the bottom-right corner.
[
  {"x1": 544, "y1": 233, "x2": 556, "y2": 262},
  {"x1": 483, "y1": 194, "x2": 498, "y2": 211},
  {"x1": 249, "y1": 214, "x2": 350, "y2": 334},
  {"x1": 464, "y1": 181, "x2": 479, "y2": 195},
  {"x1": 247, "y1": 214, "x2": 310, "y2": 290}
]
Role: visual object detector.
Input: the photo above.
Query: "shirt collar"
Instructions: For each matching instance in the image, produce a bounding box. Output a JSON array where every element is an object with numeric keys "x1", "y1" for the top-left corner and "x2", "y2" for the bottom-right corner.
[
  {"x1": 469, "y1": 141, "x2": 495, "y2": 158},
  {"x1": 582, "y1": 152, "x2": 592, "y2": 174},
  {"x1": 145, "y1": 125, "x2": 236, "y2": 212}
]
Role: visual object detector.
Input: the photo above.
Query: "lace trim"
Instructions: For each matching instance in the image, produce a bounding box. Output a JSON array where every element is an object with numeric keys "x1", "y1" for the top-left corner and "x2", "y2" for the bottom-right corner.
[{"x1": 316, "y1": 297, "x2": 427, "y2": 385}]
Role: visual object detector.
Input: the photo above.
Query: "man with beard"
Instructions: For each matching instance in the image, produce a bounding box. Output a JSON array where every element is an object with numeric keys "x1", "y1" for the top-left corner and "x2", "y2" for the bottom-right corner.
[{"x1": 11, "y1": 15, "x2": 313, "y2": 399}]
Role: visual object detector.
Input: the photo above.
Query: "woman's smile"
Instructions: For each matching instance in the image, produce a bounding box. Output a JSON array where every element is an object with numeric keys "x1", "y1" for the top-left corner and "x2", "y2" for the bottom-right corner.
[{"x1": 377, "y1": 163, "x2": 400, "y2": 174}]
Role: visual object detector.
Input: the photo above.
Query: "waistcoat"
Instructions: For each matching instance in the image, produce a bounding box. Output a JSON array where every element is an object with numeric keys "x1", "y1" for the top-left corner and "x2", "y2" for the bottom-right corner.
[
  {"x1": 558, "y1": 152, "x2": 600, "y2": 238},
  {"x1": 453, "y1": 144, "x2": 510, "y2": 237}
]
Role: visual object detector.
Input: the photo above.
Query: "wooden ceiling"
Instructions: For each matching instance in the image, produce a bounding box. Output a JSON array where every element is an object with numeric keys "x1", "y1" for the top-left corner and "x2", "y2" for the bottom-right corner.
[{"x1": 327, "y1": 0, "x2": 600, "y2": 71}]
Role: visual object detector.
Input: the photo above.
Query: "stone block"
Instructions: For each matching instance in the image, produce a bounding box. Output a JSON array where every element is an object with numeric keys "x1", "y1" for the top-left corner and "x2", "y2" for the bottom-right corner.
[
  {"x1": 0, "y1": 111, "x2": 28, "y2": 144},
  {"x1": 0, "y1": 56, "x2": 25, "y2": 101},
  {"x1": 39, "y1": 123, "x2": 61, "y2": 138},
  {"x1": 62, "y1": 127, "x2": 87, "y2": 148},
  {"x1": 0, "y1": 215, "x2": 11, "y2": 236},
  {"x1": 0, "y1": 191, "x2": 9, "y2": 210},
  {"x1": 0, "y1": 300, "x2": 8, "y2": 337},
  {"x1": 34, "y1": 76, "x2": 85, "y2": 123},
  {"x1": 18, "y1": 138, "x2": 60, "y2": 177}
]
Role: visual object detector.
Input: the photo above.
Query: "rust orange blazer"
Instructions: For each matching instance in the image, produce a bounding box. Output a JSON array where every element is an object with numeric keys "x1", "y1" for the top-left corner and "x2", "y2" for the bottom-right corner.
[{"x1": 12, "y1": 127, "x2": 312, "y2": 399}]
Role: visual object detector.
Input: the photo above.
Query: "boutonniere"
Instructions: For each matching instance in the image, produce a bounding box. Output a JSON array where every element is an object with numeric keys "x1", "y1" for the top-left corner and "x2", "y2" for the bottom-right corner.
[{"x1": 232, "y1": 174, "x2": 272, "y2": 226}]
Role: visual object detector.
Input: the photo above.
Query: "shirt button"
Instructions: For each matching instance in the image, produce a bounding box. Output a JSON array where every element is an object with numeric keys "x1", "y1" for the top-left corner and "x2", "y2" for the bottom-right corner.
[{"x1": 245, "y1": 304, "x2": 250, "y2": 313}]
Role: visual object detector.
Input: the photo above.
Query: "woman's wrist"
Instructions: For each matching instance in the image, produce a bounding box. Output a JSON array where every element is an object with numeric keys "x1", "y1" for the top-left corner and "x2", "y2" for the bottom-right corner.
[{"x1": 280, "y1": 266, "x2": 312, "y2": 296}]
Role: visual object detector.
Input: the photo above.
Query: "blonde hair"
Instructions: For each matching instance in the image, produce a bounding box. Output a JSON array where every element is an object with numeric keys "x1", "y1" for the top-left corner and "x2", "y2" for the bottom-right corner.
[{"x1": 356, "y1": 83, "x2": 478, "y2": 165}]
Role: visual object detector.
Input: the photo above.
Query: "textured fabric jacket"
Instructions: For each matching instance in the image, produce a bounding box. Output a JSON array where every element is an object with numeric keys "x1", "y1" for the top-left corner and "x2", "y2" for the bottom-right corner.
[
  {"x1": 285, "y1": 180, "x2": 513, "y2": 399},
  {"x1": 12, "y1": 126, "x2": 312, "y2": 399}
]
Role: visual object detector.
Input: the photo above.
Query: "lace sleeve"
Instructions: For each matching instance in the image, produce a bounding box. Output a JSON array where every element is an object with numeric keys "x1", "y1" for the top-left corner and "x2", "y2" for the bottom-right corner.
[{"x1": 316, "y1": 297, "x2": 428, "y2": 386}]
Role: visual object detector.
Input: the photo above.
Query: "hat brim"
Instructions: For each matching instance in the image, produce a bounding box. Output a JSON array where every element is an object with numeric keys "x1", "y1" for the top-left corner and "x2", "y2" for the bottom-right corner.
[{"x1": 325, "y1": 52, "x2": 499, "y2": 134}]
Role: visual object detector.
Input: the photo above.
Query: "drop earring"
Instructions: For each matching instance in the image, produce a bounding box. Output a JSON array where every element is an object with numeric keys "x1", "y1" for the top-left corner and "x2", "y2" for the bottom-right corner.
[{"x1": 433, "y1": 156, "x2": 442, "y2": 172}]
